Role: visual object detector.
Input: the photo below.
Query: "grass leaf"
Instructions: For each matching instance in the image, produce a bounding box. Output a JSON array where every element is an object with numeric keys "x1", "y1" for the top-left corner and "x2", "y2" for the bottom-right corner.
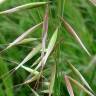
[
  {"x1": 15, "y1": 44, "x2": 41, "y2": 70},
  {"x1": 17, "y1": 38, "x2": 38, "y2": 45},
  {"x1": 68, "y1": 76, "x2": 94, "y2": 96},
  {"x1": 49, "y1": 64, "x2": 56, "y2": 96},
  {"x1": 31, "y1": 89, "x2": 40, "y2": 96},
  {"x1": 0, "y1": 59, "x2": 13, "y2": 96},
  {"x1": 0, "y1": 2, "x2": 49, "y2": 14},
  {"x1": 31, "y1": 57, "x2": 41, "y2": 68},
  {"x1": 35, "y1": 28, "x2": 58, "y2": 70},
  {"x1": 21, "y1": 65, "x2": 39, "y2": 75},
  {"x1": 64, "y1": 75, "x2": 74, "y2": 96},
  {"x1": 68, "y1": 62, "x2": 94, "y2": 93},
  {"x1": 24, "y1": 75, "x2": 40, "y2": 84},
  {"x1": 0, "y1": 22, "x2": 42, "y2": 53},
  {"x1": 89, "y1": 0, "x2": 96, "y2": 6},
  {"x1": 85, "y1": 55, "x2": 96, "y2": 72},
  {"x1": 60, "y1": 17, "x2": 91, "y2": 56},
  {"x1": 41, "y1": 4, "x2": 49, "y2": 68},
  {"x1": 0, "y1": 0, "x2": 6, "y2": 4}
]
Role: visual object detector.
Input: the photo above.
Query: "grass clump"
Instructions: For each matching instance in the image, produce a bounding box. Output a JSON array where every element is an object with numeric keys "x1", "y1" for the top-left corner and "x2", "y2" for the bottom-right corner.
[{"x1": 0, "y1": 0, "x2": 96, "y2": 96}]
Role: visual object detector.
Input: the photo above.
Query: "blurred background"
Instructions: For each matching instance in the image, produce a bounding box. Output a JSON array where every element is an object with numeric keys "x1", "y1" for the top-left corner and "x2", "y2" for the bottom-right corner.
[{"x1": 0, "y1": 0, "x2": 96, "y2": 96}]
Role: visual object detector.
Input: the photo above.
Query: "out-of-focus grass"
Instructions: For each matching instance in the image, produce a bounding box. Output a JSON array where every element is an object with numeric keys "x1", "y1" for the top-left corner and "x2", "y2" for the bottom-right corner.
[{"x1": 0, "y1": 0, "x2": 96, "y2": 96}]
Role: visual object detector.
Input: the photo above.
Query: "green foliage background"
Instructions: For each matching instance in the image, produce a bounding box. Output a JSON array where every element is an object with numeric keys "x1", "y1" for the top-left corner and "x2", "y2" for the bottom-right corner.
[{"x1": 0, "y1": 0, "x2": 96, "y2": 96}]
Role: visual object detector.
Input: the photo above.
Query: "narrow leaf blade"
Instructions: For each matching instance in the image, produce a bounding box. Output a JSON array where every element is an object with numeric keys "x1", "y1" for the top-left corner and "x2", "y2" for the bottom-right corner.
[
  {"x1": 17, "y1": 38, "x2": 38, "y2": 45},
  {"x1": 89, "y1": 0, "x2": 96, "y2": 6},
  {"x1": 35, "y1": 28, "x2": 58, "y2": 70},
  {"x1": 60, "y1": 17, "x2": 91, "y2": 56},
  {"x1": 15, "y1": 44, "x2": 41, "y2": 70},
  {"x1": 68, "y1": 76, "x2": 94, "y2": 96},
  {"x1": 64, "y1": 75, "x2": 74, "y2": 96},
  {"x1": 68, "y1": 62, "x2": 94, "y2": 93},
  {"x1": 49, "y1": 64, "x2": 56, "y2": 96},
  {"x1": 0, "y1": 2, "x2": 48, "y2": 14},
  {"x1": 0, "y1": 22, "x2": 42, "y2": 53},
  {"x1": 41, "y1": 4, "x2": 49, "y2": 67}
]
